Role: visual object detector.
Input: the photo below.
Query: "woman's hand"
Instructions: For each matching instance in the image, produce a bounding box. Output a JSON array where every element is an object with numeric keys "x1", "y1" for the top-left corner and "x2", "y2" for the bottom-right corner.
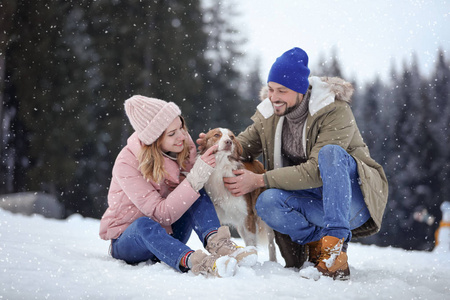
[
  {"x1": 186, "y1": 144, "x2": 218, "y2": 192},
  {"x1": 199, "y1": 144, "x2": 218, "y2": 167}
]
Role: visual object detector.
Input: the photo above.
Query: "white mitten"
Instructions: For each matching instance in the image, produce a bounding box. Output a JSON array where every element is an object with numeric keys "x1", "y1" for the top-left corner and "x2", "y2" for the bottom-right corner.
[{"x1": 186, "y1": 157, "x2": 214, "y2": 192}]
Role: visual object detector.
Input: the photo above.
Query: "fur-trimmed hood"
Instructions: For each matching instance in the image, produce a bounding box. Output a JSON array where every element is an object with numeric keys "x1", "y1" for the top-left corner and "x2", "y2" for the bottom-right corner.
[{"x1": 258, "y1": 76, "x2": 354, "y2": 117}]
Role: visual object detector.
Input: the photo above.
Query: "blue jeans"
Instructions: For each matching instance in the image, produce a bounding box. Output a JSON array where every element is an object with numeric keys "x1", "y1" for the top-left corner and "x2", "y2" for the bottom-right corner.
[
  {"x1": 111, "y1": 189, "x2": 220, "y2": 272},
  {"x1": 256, "y1": 145, "x2": 370, "y2": 244}
]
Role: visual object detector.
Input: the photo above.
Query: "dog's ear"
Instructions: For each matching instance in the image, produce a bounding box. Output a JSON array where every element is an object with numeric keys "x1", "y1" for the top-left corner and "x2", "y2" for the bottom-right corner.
[
  {"x1": 200, "y1": 133, "x2": 213, "y2": 155},
  {"x1": 233, "y1": 138, "x2": 243, "y2": 160},
  {"x1": 199, "y1": 139, "x2": 208, "y2": 155}
]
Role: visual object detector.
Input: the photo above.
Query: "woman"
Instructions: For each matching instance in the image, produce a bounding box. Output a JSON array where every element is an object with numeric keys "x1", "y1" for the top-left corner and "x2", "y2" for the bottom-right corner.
[{"x1": 99, "y1": 95, "x2": 257, "y2": 277}]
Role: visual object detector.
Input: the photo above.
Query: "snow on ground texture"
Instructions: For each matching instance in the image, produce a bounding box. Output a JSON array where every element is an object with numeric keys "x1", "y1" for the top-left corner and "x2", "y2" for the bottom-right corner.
[{"x1": 1, "y1": 208, "x2": 449, "y2": 300}]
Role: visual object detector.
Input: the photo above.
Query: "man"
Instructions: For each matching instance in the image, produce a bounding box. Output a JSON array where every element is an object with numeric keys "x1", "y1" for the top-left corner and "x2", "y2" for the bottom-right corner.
[{"x1": 199, "y1": 47, "x2": 388, "y2": 280}]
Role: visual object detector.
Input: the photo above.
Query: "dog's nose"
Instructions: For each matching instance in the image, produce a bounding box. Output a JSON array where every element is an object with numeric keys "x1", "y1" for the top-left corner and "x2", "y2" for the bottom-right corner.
[{"x1": 225, "y1": 139, "x2": 232, "y2": 146}]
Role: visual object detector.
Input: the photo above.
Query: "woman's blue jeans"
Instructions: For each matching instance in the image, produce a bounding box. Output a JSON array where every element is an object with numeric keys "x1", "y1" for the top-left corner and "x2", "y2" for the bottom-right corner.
[
  {"x1": 111, "y1": 189, "x2": 220, "y2": 272},
  {"x1": 255, "y1": 145, "x2": 370, "y2": 244}
]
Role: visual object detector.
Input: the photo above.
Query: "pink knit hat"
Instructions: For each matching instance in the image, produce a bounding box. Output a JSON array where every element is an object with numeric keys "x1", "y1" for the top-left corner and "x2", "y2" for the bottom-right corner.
[{"x1": 124, "y1": 95, "x2": 181, "y2": 145}]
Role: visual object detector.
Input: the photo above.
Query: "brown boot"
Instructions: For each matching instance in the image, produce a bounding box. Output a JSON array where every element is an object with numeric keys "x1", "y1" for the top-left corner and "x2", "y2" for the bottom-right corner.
[
  {"x1": 274, "y1": 231, "x2": 307, "y2": 268},
  {"x1": 306, "y1": 240, "x2": 322, "y2": 265},
  {"x1": 315, "y1": 236, "x2": 350, "y2": 280}
]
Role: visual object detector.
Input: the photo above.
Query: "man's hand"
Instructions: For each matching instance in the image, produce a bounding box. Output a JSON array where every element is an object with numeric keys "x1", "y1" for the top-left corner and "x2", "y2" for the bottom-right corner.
[
  {"x1": 196, "y1": 132, "x2": 206, "y2": 153},
  {"x1": 223, "y1": 169, "x2": 265, "y2": 197}
]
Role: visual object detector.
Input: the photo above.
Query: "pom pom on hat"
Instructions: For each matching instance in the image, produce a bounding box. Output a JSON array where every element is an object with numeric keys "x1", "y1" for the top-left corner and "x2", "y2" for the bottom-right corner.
[
  {"x1": 124, "y1": 95, "x2": 181, "y2": 145},
  {"x1": 267, "y1": 47, "x2": 311, "y2": 94}
]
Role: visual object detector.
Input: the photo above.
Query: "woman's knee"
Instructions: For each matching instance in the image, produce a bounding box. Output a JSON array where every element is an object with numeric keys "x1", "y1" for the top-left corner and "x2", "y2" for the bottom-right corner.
[
  {"x1": 134, "y1": 216, "x2": 156, "y2": 226},
  {"x1": 131, "y1": 216, "x2": 164, "y2": 234}
]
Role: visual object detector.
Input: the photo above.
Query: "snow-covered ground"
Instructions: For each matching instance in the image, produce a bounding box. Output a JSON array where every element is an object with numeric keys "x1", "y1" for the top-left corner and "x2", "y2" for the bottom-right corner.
[{"x1": 1, "y1": 208, "x2": 449, "y2": 300}]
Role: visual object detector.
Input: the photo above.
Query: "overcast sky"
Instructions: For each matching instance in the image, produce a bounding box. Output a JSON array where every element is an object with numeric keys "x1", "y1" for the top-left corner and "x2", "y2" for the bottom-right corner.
[{"x1": 230, "y1": 0, "x2": 450, "y2": 84}]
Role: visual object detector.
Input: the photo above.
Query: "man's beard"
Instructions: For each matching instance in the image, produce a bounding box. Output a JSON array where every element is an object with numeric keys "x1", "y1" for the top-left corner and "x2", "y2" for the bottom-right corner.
[{"x1": 276, "y1": 94, "x2": 302, "y2": 116}]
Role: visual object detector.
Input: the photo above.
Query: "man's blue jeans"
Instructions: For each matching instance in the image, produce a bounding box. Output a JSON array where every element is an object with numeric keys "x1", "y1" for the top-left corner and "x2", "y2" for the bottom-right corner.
[
  {"x1": 255, "y1": 145, "x2": 370, "y2": 244},
  {"x1": 111, "y1": 189, "x2": 220, "y2": 272}
]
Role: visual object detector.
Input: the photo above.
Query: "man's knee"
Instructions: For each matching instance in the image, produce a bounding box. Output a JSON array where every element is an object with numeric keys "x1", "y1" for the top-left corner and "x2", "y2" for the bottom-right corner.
[
  {"x1": 256, "y1": 189, "x2": 281, "y2": 217},
  {"x1": 318, "y1": 144, "x2": 345, "y2": 159},
  {"x1": 318, "y1": 144, "x2": 347, "y2": 168}
]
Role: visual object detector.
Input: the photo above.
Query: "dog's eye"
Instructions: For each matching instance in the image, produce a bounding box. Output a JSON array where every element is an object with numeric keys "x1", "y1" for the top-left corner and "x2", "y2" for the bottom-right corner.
[
  {"x1": 230, "y1": 136, "x2": 235, "y2": 140},
  {"x1": 214, "y1": 133, "x2": 221, "y2": 138}
]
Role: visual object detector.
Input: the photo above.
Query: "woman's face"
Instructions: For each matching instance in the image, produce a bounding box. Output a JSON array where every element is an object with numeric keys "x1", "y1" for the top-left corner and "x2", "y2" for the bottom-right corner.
[{"x1": 160, "y1": 117, "x2": 186, "y2": 153}]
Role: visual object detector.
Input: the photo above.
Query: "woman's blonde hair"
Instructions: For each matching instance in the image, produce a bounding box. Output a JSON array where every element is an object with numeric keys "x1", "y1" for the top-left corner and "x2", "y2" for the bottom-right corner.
[{"x1": 138, "y1": 116, "x2": 190, "y2": 183}]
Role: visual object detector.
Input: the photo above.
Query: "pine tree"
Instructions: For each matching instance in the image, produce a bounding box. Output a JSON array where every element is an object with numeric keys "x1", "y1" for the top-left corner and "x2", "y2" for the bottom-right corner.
[
  {"x1": 239, "y1": 56, "x2": 264, "y2": 120},
  {"x1": 314, "y1": 47, "x2": 343, "y2": 78},
  {"x1": 0, "y1": 0, "x2": 19, "y2": 194},
  {"x1": 357, "y1": 77, "x2": 386, "y2": 164},
  {"x1": 430, "y1": 49, "x2": 450, "y2": 218},
  {"x1": 199, "y1": 1, "x2": 251, "y2": 135},
  {"x1": 5, "y1": 1, "x2": 81, "y2": 198}
]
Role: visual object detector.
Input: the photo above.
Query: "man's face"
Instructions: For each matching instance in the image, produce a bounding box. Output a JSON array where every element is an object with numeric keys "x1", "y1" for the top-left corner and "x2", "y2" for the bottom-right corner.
[{"x1": 268, "y1": 82, "x2": 303, "y2": 116}]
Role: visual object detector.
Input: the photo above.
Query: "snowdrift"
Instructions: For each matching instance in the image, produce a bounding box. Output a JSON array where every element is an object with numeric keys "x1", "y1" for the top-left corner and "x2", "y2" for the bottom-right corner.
[{"x1": 1, "y1": 209, "x2": 449, "y2": 299}]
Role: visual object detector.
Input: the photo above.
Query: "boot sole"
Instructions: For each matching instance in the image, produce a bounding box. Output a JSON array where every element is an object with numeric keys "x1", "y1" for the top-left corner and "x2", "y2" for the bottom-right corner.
[
  {"x1": 334, "y1": 267, "x2": 350, "y2": 281},
  {"x1": 316, "y1": 263, "x2": 350, "y2": 280}
]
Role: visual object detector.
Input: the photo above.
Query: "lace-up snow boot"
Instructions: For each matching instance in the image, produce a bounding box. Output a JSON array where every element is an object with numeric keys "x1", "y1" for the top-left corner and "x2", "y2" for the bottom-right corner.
[
  {"x1": 315, "y1": 236, "x2": 350, "y2": 280},
  {"x1": 205, "y1": 226, "x2": 258, "y2": 266},
  {"x1": 189, "y1": 250, "x2": 237, "y2": 278}
]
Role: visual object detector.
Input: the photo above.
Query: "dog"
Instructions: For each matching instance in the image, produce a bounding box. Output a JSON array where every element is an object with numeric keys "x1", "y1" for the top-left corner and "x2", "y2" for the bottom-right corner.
[{"x1": 201, "y1": 128, "x2": 277, "y2": 262}]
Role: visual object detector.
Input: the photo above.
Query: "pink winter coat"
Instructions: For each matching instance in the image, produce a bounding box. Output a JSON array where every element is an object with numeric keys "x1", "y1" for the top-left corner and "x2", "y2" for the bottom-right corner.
[{"x1": 99, "y1": 132, "x2": 200, "y2": 240}]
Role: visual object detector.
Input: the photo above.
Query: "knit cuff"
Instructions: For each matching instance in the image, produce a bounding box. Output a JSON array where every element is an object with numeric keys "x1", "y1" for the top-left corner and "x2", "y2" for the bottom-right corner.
[{"x1": 263, "y1": 173, "x2": 270, "y2": 188}]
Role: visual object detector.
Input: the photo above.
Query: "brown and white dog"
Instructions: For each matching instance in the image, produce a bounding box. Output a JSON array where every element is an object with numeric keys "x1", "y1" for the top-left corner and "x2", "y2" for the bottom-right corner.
[{"x1": 201, "y1": 128, "x2": 276, "y2": 262}]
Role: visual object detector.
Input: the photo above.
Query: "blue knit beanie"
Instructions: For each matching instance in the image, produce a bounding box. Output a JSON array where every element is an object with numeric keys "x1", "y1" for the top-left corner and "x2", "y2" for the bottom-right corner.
[{"x1": 267, "y1": 47, "x2": 310, "y2": 94}]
